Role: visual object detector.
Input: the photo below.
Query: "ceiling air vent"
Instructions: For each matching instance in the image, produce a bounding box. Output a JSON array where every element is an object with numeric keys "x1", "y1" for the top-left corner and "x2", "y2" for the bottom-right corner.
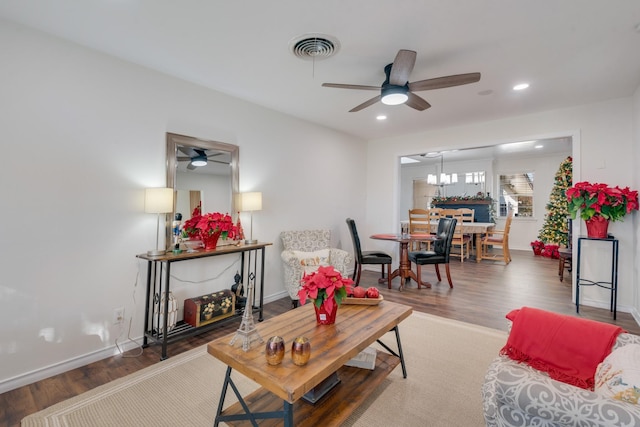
[{"x1": 289, "y1": 34, "x2": 340, "y2": 61}]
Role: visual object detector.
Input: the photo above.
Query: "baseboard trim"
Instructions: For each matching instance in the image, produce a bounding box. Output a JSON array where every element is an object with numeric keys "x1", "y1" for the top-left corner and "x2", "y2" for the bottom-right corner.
[
  {"x1": 0, "y1": 339, "x2": 141, "y2": 394},
  {"x1": 578, "y1": 297, "x2": 634, "y2": 316},
  {"x1": 1, "y1": 291, "x2": 290, "y2": 394}
]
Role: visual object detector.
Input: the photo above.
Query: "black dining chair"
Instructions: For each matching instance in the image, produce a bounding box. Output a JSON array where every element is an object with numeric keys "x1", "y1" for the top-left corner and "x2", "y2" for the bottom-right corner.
[
  {"x1": 408, "y1": 217, "x2": 457, "y2": 289},
  {"x1": 346, "y1": 218, "x2": 393, "y2": 288}
]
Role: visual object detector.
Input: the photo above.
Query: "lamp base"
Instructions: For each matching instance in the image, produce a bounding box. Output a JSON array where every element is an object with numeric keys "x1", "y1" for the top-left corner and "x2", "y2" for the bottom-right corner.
[
  {"x1": 147, "y1": 249, "x2": 166, "y2": 256},
  {"x1": 244, "y1": 239, "x2": 258, "y2": 245}
]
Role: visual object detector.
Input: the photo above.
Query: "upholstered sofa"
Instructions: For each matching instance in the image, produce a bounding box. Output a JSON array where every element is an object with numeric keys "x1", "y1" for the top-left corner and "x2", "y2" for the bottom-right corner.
[
  {"x1": 483, "y1": 326, "x2": 640, "y2": 427},
  {"x1": 280, "y1": 229, "x2": 351, "y2": 307}
]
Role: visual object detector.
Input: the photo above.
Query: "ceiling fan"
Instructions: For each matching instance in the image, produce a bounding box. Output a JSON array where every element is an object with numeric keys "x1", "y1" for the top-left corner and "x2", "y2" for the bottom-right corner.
[
  {"x1": 177, "y1": 147, "x2": 228, "y2": 170},
  {"x1": 322, "y1": 49, "x2": 481, "y2": 112}
]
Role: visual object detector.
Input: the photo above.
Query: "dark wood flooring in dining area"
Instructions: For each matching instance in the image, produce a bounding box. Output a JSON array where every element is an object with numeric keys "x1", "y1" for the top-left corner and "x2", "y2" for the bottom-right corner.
[{"x1": 2, "y1": 249, "x2": 639, "y2": 427}]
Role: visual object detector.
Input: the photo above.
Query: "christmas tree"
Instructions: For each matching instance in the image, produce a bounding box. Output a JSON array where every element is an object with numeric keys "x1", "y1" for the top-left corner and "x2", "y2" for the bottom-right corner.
[{"x1": 537, "y1": 156, "x2": 573, "y2": 246}]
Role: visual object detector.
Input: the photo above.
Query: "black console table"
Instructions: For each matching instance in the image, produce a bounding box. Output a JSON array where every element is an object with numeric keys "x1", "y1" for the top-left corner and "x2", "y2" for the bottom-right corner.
[
  {"x1": 136, "y1": 242, "x2": 271, "y2": 359},
  {"x1": 575, "y1": 236, "x2": 618, "y2": 319}
]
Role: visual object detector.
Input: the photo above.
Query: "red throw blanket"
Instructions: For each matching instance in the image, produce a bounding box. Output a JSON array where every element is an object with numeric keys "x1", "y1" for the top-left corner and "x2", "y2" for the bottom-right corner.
[{"x1": 500, "y1": 307, "x2": 625, "y2": 390}]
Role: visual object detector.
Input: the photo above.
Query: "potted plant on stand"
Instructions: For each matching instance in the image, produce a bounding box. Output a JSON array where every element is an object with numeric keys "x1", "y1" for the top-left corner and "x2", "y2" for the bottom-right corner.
[
  {"x1": 566, "y1": 181, "x2": 638, "y2": 238},
  {"x1": 297, "y1": 266, "x2": 354, "y2": 325}
]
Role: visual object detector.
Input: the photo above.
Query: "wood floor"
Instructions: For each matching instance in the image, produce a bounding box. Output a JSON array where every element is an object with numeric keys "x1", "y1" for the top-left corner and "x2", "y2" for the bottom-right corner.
[{"x1": 2, "y1": 249, "x2": 638, "y2": 427}]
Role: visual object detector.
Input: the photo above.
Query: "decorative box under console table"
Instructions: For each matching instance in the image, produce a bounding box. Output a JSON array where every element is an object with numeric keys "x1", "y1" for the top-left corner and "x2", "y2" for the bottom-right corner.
[
  {"x1": 136, "y1": 242, "x2": 271, "y2": 360},
  {"x1": 575, "y1": 236, "x2": 618, "y2": 320}
]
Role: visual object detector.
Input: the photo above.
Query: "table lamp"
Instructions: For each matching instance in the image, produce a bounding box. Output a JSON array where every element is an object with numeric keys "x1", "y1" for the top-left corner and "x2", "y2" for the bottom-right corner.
[
  {"x1": 145, "y1": 187, "x2": 174, "y2": 256},
  {"x1": 240, "y1": 192, "x2": 262, "y2": 244}
]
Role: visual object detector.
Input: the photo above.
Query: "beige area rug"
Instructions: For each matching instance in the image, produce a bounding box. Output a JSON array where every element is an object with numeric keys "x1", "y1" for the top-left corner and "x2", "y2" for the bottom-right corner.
[{"x1": 22, "y1": 312, "x2": 507, "y2": 427}]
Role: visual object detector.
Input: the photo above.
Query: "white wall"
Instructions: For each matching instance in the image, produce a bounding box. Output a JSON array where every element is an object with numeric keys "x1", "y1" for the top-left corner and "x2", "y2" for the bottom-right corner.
[
  {"x1": 365, "y1": 97, "x2": 637, "y2": 318},
  {"x1": 0, "y1": 20, "x2": 366, "y2": 391}
]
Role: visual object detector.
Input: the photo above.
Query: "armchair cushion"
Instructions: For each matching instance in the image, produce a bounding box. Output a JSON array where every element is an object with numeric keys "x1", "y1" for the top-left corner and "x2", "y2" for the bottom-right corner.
[
  {"x1": 292, "y1": 249, "x2": 331, "y2": 276},
  {"x1": 595, "y1": 344, "x2": 640, "y2": 404}
]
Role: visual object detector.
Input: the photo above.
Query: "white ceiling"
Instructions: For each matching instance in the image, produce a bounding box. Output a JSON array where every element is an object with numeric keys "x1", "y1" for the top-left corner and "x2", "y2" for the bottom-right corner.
[{"x1": 1, "y1": 1, "x2": 640, "y2": 142}]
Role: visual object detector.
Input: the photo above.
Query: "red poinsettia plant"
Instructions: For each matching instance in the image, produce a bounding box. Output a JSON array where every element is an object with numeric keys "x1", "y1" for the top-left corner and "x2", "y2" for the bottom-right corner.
[
  {"x1": 530, "y1": 240, "x2": 545, "y2": 255},
  {"x1": 298, "y1": 266, "x2": 354, "y2": 312},
  {"x1": 566, "y1": 181, "x2": 638, "y2": 222},
  {"x1": 182, "y1": 206, "x2": 238, "y2": 239}
]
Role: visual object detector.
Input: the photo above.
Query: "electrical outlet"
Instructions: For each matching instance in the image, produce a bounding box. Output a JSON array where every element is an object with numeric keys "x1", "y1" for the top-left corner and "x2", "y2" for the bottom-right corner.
[{"x1": 113, "y1": 307, "x2": 125, "y2": 325}]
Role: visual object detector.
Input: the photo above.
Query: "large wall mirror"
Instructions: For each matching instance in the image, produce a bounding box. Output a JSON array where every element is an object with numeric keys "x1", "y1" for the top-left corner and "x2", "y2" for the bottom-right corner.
[{"x1": 165, "y1": 132, "x2": 239, "y2": 248}]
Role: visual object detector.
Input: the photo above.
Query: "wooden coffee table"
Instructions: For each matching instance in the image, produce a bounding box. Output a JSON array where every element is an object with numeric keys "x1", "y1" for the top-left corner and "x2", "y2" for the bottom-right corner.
[{"x1": 207, "y1": 300, "x2": 412, "y2": 426}]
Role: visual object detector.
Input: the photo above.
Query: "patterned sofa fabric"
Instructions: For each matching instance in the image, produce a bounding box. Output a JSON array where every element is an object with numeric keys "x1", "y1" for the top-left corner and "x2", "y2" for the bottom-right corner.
[
  {"x1": 280, "y1": 230, "x2": 352, "y2": 301},
  {"x1": 483, "y1": 333, "x2": 640, "y2": 427}
]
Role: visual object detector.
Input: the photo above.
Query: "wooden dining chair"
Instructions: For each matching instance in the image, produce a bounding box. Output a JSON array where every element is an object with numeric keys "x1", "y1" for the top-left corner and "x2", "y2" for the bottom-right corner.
[
  {"x1": 428, "y1": 208, "x2": 442, "y2": 231},
  {"x1": 345, "y1": 218, "x2": 393, "y2": 288},
  {"x1": 408, "y1": 217, "x2": 457, "y2": 288},
  {"x1": 479, "y1": 210, "x2": 513, "y2": 264},
  {"x1": 408, "y1": 209, "x2": 431, "y2": 250},
  {"x1": 458, "y1": 208, "x2": 475, "y2": 224},
  {"x1": 440, "y1": 209, "x2": 471, "y2": 262},
  {"x1": 458, "y1": 207, "x2": 475, "y2": 254}
]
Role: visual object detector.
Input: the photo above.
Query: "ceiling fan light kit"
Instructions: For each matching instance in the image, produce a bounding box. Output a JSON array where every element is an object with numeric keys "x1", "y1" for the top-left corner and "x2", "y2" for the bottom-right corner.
[
  {"x1": 190, "y1": 155, "x2": 208, "y2": 167},
  {"x1": 323, "y1": 49, "x2": 480, "y2": 112},
  {"x1": 177, "y1": 146, "x2": 230, "y2": 170},
  {"x1": 381, "y1": 86, "x2": 408, "y2": 105}
]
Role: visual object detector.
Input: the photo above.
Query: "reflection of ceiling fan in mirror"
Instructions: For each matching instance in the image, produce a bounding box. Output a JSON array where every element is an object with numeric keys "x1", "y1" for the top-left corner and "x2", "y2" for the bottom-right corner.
[
  {"x1": 322, "y1": 49, "x2": 480, "y2": 112},
  {"x1": 177, "y1": 146, "x2": 229, "y2": 170}
]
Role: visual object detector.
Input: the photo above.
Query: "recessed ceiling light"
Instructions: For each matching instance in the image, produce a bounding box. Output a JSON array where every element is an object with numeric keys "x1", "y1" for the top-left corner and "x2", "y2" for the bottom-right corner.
[
  {"x1": 513, "y1": 83, "x2": 530, "y2": 91},
  {"x1": 535, "y1": 145, "x2": 543, "y2": 149},
  {"x1": 376, "y1": 115, "x2": 387, "y2": 120}
]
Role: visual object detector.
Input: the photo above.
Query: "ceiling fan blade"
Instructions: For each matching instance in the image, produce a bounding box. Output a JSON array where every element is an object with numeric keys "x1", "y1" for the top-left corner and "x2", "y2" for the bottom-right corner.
[
  {"x1": 322, "y1": 83, "x2": 380, "y2": 91},
  {"x1": 389, "y1": 50, "x2": 417, "y2": 86},
  {"x1": 349, "y1": 95, "x2": 382, "y2": 112},
  {"x1": 408, "y1": 72, "x2": 481, "y2": 92},
  {"x1": 177, "y1": 156, "x2": 191, "y2": 161},
  {"x1": 405, "y1": 92, "x2": 431, "y2": 111},
  {"x1": 186, "y1": 163, "x2": 196, "y2": 170},
  {"x1": 178, "y1": 146, "x2": 198, "y2": 158}
]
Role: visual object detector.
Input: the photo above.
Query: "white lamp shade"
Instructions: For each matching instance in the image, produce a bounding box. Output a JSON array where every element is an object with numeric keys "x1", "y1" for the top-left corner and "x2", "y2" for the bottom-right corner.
[
  {"x1": 240, "y1": 192, "x2": 262, "y2": 212},
  {"x1": 144, "y1": 188, "x2": 174, "y2": 214}
]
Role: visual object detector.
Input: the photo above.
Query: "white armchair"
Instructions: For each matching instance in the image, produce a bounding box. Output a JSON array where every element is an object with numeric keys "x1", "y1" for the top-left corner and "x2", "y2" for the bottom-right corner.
[{"x1": 280, "y1": 229, "x2": 352, "y2": 307}]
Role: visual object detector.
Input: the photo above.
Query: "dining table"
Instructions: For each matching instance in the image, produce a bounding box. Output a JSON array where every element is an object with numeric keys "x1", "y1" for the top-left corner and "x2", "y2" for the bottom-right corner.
[{"x1": 370, "y1": 233, "x2": 437, "y2": 290}]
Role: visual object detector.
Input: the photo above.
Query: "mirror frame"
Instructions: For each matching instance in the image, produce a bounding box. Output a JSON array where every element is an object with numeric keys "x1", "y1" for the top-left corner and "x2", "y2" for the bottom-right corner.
[{"x1": 165, "y1": 132, "x2": 239, "y2": 249}]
